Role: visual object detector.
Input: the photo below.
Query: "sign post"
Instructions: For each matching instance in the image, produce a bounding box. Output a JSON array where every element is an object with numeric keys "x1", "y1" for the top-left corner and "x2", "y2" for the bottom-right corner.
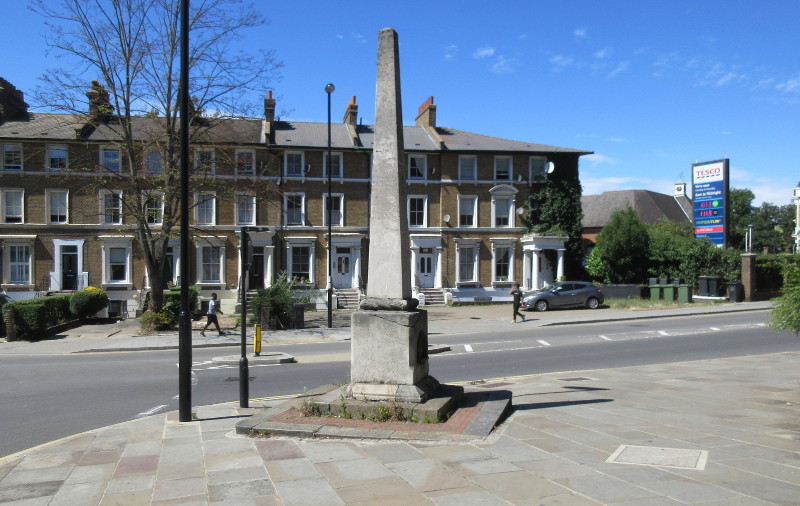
[{"x1": 692, "y1": 159, "x2": 729, "y2": 248}]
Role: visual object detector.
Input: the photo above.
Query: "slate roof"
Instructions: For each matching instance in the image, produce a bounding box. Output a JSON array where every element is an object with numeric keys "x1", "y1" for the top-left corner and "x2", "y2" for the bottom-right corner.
[
  {"x1": 581, "y1": 189, "x2": 693, "y2": 228},
  {"x1": 1, "y1": 112, "x2": 591, "y2": 155}
]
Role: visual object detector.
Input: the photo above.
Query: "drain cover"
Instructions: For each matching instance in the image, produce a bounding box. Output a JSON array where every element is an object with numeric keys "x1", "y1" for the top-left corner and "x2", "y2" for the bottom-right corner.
[
  {"x1": 607, "y1": 445, "x2": 708, "y2": 470},
  {"x1": 224, "y1": 377, "x2": 256, "y2": 382}
]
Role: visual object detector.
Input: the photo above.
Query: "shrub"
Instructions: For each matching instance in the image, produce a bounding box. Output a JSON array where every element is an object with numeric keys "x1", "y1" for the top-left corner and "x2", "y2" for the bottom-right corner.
[
  {"x1": 4, "y1": 294, "x2": 72, "y2": 340},
  {"x1": 769, "y1": 260, "x2": 800, "y2": 335},
  {"x1": 140, "y1": 309, "x2": 176, "y2": 331},
  {"x1": 162, "y1": 285, "x2": 199, "y2": 321},
  {"x1": 251, "y1": 273, "x2": 294, "y2": 328},
  {"x1": 70, "y1": 287, "x2": 109, "y2": 318}
]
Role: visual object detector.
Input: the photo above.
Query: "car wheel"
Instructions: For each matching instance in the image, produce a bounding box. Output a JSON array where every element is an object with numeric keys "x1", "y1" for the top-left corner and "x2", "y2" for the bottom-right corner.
[
  {"x1": 586, "y1": 297, "x2": 600, "y2": 309},
  {"x1": 534, "y1": 300, "x2": 549, "y2": 312}
]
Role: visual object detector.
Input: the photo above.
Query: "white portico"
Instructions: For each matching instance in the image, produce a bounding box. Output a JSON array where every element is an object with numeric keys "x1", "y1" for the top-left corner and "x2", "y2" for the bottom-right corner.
[
  {"x1": 520, "y1": 234, "x2": 567, "y2": 290},
  {"x1": 326, "y1": 233, "x2": 365, "y2": 290},
  {"x1": 410, "y1": 234, "x2": 443, "y2": 290}
]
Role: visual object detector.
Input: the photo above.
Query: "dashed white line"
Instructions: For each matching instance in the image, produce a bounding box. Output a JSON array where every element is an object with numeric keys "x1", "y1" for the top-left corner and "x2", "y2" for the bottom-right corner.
[
  {"x1": 709, "y1": 327, "x2": 720, "y2": 331},
  {"x1": 135, "y1": 405, "x2": 168, "y2": 419},
  {"x1": 657, "y1": 331, "x2": 669, "y2": 336},
  {"x1": 464, "y1": 344, "x2": 474, "y2": 352},
  {"x1": 537, "y1": 340, "x2": 551, "y2": 346},
  {"x1": 599, "y1": 335, "x2": 612, "y2": 341}
]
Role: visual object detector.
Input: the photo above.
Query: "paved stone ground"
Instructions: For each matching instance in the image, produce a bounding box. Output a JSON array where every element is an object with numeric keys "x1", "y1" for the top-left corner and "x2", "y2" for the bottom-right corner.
[{"x1": 2, "y1": 348, "x2": 799, "y2": 505}]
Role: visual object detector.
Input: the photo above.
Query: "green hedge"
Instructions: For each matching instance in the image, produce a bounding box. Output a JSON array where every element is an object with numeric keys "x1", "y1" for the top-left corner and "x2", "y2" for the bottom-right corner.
[
  {"x1": 4, "y1": 287, "x2": 110, "y2": 341},
  {"x1": 163, "y1": 285, "x2": 199, "y2": 320}
]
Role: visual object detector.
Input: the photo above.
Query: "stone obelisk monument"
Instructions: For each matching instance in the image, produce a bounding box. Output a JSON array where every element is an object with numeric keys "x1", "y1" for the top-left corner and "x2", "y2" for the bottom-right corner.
[{"x1": 347, "y1": 28, "x2": 439, "y2": 402}]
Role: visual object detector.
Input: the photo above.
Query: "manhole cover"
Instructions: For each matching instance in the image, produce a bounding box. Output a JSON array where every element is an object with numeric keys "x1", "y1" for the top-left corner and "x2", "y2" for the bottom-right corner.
[{"x1": 607, "y1": 445, "x2": 708, "y2": 470}]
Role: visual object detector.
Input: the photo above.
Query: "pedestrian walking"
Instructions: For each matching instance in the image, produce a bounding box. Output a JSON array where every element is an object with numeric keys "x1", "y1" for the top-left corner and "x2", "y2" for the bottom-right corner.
[
  {"x1": 201, "y1": 293, "x2": 224, "y2": 336},
  {"x1": 509, "y1": 283, "x2": 525, "y2": 323}
]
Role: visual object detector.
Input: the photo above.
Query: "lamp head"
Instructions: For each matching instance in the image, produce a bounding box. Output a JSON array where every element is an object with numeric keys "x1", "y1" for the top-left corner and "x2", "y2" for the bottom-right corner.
[{"x1": 325, "y1": 83, "x2": 335, "y2": 94}]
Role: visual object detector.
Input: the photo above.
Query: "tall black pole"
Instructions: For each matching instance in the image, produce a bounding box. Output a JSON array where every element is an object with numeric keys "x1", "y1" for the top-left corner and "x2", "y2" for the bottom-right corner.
[
  {"x1": 239, "y1": 227, "x2": 249, "y2": 408},
  {"x1": 178, "y1": 0, "x2": 192, "y2": 422},
  {"x1": 325, "y1": 84, "x2": 334, "y2": 328}
]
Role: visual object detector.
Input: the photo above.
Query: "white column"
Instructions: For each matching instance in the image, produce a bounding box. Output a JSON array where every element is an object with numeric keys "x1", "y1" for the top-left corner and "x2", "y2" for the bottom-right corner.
[
  {"x1": 435, "y1": 247, "x2": 443, "y2": 288},
  {"x1": 410, "y1": 247, "x2": 419, "y2": 289},
  {"x1": 265, "y1": 247, "x2": 274, "y2": 287},
  {"x1": 353, "y1": 246, "x2": 362, "y2": 290},
  {"x1": 556, "y1": 248, "x2": 566, "y2": 281},
  {"x1": 522, "y1": 250, "x2": 531, "y2": 290},
  {"x1": 531, "y1": 249, "x2": 541, "y2": 289}
]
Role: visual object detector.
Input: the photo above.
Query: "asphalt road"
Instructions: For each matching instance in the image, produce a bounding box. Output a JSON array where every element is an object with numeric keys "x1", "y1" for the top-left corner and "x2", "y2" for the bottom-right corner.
[{"x1": 2, "y1": 310, "x2": 797, "y2": 458}]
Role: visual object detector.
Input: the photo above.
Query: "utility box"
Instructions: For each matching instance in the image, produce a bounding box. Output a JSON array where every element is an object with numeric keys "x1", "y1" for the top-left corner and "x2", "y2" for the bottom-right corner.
[{"x1": 292, "y1": 303, "x2": 305, "y2": 329}]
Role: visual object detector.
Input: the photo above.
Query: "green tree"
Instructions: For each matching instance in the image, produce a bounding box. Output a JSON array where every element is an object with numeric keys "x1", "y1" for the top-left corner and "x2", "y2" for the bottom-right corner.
[
  {"x1": 30, "y1": 0, "x2": 282, "y2": 312},
  {"x1": 749, "y1": 203, "x2": 796, "y2": 253},
  {"x1": 769, "y1": 260, "x2": 800, "y2": 335},
  {"x1": 728, "y1": 188, "x2": 755, "y2": 250},
  {"x1": 585, "y1": 207, "x2": 650, "y2": 284}
]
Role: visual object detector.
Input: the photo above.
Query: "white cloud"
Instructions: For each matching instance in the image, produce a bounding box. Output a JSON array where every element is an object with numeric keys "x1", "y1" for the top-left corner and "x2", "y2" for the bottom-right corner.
[
  {"x1": 608, "y1": 137, "x2": 626, "y2": 143},
  {"x1": 776, "y1": 76, "x2": 800, "y2": 93},
  {"x1": 490, "y1": 55, "x2": 516, "y2": 74},
  {"x1": 473, "y1": 46, "x2": 495, "y2": 59},
  {"x1": 549, "y1": 54, "x2": 574, "y2": 70},
  {"x1": 443, "y1": 44, "x2": 458, "y2": 60},
  {"x1": 594, "y1": 47, "x2": 612, "y2": 59},
  {"x1": 574, "y1": 28, "x2": 587, "y2": 39},
  {"x1": 608, "y1": 61, "x2": 630, "y2": 79},
  {"x1": 582, "y1": 153, "x2": 618, "y2": 166}
]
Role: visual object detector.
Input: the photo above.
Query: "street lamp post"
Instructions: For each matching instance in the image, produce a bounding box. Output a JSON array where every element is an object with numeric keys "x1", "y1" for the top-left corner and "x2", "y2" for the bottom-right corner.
[
  {"x1": 325, "y1": 83, "x2": 335, "y2": 328},
  {"x1": 239, "y1": 226, "x2": 251, "y2": 408}
]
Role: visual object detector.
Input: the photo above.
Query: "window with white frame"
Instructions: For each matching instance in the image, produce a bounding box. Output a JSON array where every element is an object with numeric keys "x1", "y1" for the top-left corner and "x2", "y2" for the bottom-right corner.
[
  {"x1": 145, "y1": 151, "x2": 162, "y2": 174},
  {"x1": 48, "y1": 145, "x2": 68, "y2": 171},
  {"x1": 194, "y1": 149, "x2": 215, "y2": 174},
  {"x1": 47, "y1": 189, "x2": 68, "y2": 224},
  {"x1": 236, "y1": 194, "x2": 256, "y2": 225},
  {"x1": 2, "y1": 189, "x2": 23, "y2": 223},
  {"x1": 284, "y1": 151, "x2": 304, "y2": 177},
  {"x1": 101, "y1": 190, "x2": 122, "y2": 224},
  {"x1": 408, "y1": 154, "x2": 427, "y2": 179},
  {"x1": 286, "y1": 239, "x2": 314, "y2": 283},
  {"x1": 494, "y1": 156, "x2": 512, "y2": 181},
  {"x1": 408, "y1": 195, "x2": 427, "y2": 228},
  {"x1": 323, "y1": 193, "x2": 343, "y2": 226},
  {"x1": 458, "y1": 195, "x2": 477, "y2": 227},
  {"x1": 529, "y1": 156, "x2": 547, "y2": 182},
  {"x1": 493, "y1": 244, "x2": 513, "y2": 282},
  {"x1": 458, "y1": 155, "x2": 476, "y2": 181},
  {"x1": 145, "y1": 193, "x2": 164, "y2": 225},
  {"x1": 324, "y1": 152, "x2": 343, "y2": 178},
  {"x1": 492, "y1": 196, "x2": 513, "y2": 228},
  {"x1": 3, "y1": 144, "x2": 22, "y2": 171},
  {"x1": 236, "y1": 149, "x2": 255, "y2": 176},
  {"x1": 100, "y1": 239, "x2": 132, "y2": 285},
  {"x1": 8, "y1": 244, "x2": 31, "y2": 284},
  {"x1": 101, "y1": 147, "x2": 121, "y2": 173},
  {"x1": 199, "y1": 245, "x2": 223, "y2": 283},
  {"x1": 456, "y1": 242, "x2": 479, "y2": 283},
  {"x1": 285, "y1": 193, "x2": 305, "y2": 226},
  {"x1": 195, "y1": 193, "x2": 215, "y2": 225}
]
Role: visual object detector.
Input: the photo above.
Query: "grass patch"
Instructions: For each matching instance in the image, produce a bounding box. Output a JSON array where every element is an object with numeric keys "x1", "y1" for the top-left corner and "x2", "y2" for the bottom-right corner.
[{"x1": 604, "y1": 298, "x2": 727, "y2": 311}]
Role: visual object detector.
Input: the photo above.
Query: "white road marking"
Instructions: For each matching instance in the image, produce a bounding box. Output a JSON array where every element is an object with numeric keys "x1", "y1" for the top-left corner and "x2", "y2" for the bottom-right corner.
[
  {"x1": 464, "y1": 344, "x2": 474, "y2": 352},
  {"x1": 135, "y1": 404, "x2": 168, "y2": 419},
  {"x1": 537, "y1": 340, "x2": 551, "y2": 346},
  {"x1": 658, "y1": 331, "x2": 669, "y2": 336},
  {"x1": 709, "y1": 327, "x2": 720, "y2": 331},
  {"x1": 599, "y1": 335, "x2": 612, "y2": 341}
]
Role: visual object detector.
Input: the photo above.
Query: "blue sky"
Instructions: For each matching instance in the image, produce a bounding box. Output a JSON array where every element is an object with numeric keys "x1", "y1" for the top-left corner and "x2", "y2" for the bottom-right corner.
[{"x1": 3, "y1": 1, "x2": 798, "y2": 206}]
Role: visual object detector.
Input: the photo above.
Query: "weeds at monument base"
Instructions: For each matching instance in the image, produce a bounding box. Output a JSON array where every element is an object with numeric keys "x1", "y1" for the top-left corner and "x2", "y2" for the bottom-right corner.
[{"x1": 299, "y1": 395, "x2": 446, "y2": 423}]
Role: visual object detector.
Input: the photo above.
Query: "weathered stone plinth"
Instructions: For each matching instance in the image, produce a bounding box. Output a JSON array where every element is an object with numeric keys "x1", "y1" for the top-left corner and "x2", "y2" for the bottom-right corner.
[{"x1": 347, "y1": 309, "x2": 439, "y2": 402}]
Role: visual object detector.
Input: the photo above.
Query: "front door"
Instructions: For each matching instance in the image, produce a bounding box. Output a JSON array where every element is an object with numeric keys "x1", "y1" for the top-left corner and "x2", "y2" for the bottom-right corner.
[
  {"x1": 248, "y1": 247, "x2": 265, "y2": 290},
  {"x1": 61, "y1": 245, "x2": 79, "y2": 290},
  {"x1": 418, "y1": 248, "x2": 434, "y2": 288},
  {"x1": 333, "y1": 247, "x2": 352, "y2": 288}
]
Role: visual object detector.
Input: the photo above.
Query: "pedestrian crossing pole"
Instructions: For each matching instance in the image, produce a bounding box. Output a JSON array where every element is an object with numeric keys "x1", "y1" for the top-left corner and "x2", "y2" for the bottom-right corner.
[{"x1": 254, "y1": 325, "x2": 261, "y2": 356}]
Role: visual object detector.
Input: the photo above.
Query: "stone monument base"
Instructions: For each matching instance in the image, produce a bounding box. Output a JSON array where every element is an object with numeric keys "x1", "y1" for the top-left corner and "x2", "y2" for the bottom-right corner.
[{"x1": 347, "y1": 309, "x2": 439, "y2": 403}]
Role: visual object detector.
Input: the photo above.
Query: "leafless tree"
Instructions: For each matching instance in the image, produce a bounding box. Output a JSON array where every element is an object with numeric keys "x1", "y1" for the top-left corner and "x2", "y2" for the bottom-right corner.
[{"x1": 29, "y1": 0, "x2": 282, "y2": 311}]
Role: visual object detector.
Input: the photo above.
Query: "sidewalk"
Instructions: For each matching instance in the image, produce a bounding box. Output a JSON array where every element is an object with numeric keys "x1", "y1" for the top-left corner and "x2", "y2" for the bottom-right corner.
[{"x1": 3, "y1": 301, "x2": 798, "y2": 505}]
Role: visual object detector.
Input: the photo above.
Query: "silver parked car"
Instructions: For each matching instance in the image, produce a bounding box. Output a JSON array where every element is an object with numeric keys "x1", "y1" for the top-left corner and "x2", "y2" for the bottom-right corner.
[{"x1": 522, "y1": 281, "x2": 604, "y2": 311}]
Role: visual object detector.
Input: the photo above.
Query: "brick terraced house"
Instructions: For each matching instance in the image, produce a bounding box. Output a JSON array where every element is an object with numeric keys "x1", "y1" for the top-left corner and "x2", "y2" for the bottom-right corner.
[{"x1": 0, "y1": 77, "x2": 590, "y2": 312}]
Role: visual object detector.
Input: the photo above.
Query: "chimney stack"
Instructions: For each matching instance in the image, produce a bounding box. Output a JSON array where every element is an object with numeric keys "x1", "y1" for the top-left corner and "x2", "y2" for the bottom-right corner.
[
  {"x1": 0, "y1": 78, "x2": 29, "y2": 121},
  {"x1": 343, "y1": 96, "x2": 358, "y2": 126},
  {"x1": 86, "y1": 80, "x2": 113, "y2": 120},
  {"x1": 264, "y1": 90, "x2": 276, "y2": 122},
  {"x1": 415, "y1": 96, "x2": 436, "y2": 128}
]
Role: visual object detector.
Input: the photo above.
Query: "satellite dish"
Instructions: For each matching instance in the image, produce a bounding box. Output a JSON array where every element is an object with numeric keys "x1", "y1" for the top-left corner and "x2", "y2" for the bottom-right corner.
[
  {"x1": 443, "y1": 214, "x2": 451, "y2": 223},
  {"x1": 546, "y1": 161, "x2": 555, "y2": 174},
  {"x1": 516, "y1": 207, "x2": 525, "y2": 215}
]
